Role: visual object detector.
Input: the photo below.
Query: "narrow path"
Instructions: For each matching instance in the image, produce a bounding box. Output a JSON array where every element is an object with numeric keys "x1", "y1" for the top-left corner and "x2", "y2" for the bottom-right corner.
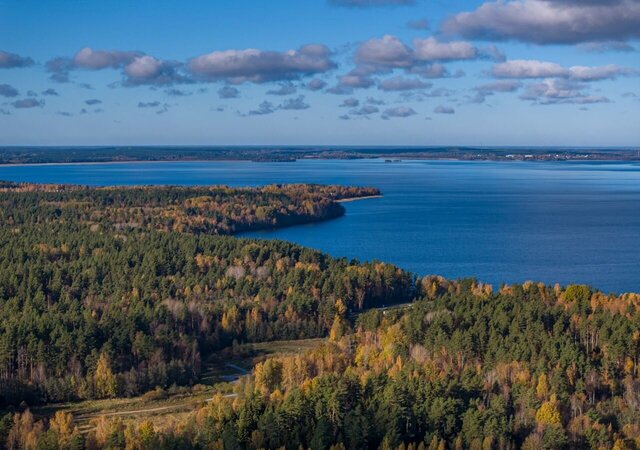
[
  {"x1": 77, "y1": 359, "x2": 248, "y2": 425},
  {"x1": 76, "y1": 393, "x2": 239, "y2": 434},
  {"x1": 77, "y1": 392, "x2": 239, "y2": 418}
]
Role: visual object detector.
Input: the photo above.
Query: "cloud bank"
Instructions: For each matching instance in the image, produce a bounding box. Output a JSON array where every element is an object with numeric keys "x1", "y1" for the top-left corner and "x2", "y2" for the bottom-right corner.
[
  {"x1": 492, "y1": 59, "x2": 637, "y2": 81},
  {"x1": 441, "y1": 0, "x2": 640, "y2": 44},
  {"x1": 46, "y1": 48, "x2": 187, "y2": 85},
  {"x1": 188, "y1": 44, "x2": 335, "y2": 84}
]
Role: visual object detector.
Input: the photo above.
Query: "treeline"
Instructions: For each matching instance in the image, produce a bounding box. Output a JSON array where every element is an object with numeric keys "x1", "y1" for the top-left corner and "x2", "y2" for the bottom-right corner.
[
  {"x1": 0, "y1": 183, "x2": 380, "y2": 235},
  {"x1": 2, "y1": 146, "x2": 639, "y2": 165},
  {"x1": 0, "y1": 183, "x2": 410, "y2": 406},
  {"x1": 11, "y1": 279, "x2": 638, "y2": 449},
  {"x1": 0, "y1": 147, "x2": 309, "y2": 164}
]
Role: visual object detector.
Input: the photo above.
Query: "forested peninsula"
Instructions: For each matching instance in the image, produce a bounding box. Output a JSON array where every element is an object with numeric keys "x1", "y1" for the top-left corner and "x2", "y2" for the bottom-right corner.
[{"x1": 0, "y1": 182, "x2": 639, "y2": 450}]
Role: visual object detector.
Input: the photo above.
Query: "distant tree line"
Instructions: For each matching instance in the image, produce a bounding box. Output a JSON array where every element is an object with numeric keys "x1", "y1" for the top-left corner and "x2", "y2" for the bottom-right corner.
[{"x1": 1, "y1": 146, "x2": 639, "y2": 164}]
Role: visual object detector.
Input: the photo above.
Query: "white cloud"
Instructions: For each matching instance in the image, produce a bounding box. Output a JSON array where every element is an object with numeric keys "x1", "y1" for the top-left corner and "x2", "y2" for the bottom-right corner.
[
  {"x1": 413, "y1": 38, "x2": 479, "y2": 61},
  {"x1": 520, "y1": 78, "x2": 612, "y2": 104},
  {"x1": 188, "y1": 44, "x2": 335, "y2": 84},
  {"x1": 492, "y1": 59, "x2": 637, "y2": 81},
  {"x1": 492, "y1": 60, "x2": 567, "y2": 78}
]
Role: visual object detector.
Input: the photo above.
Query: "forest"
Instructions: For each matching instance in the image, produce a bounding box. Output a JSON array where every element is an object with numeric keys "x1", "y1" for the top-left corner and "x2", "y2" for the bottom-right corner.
[
  {"x1": 0, "y1": 183, "x2": 397, "y2": 402},
  {"x1": 0, "y1": 182, "x2": 380, "y2": 235},
  {"x1": 1, "y1": 182, "x2": 639, "y2": 449},
  {"x1": 1, "y1": 146, "x2": 639, "y2": 165}
]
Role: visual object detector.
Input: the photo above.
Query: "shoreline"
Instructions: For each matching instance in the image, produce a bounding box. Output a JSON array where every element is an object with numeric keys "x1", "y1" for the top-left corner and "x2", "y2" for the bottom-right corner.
[
  {"x1": 0, "y1": 157, "x2": 638, "y2": 168},
  {"x1": 0, "y1": 159, "x2": 256, "y2": 168},
  {"x1": 336, "y1": 195, "x2": 383, "y2": 203}
]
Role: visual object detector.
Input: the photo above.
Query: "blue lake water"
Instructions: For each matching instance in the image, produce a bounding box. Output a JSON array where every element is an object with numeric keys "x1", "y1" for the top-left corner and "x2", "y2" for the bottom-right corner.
[{"x1": 1, "y1": 159, "x2": 639, "y2": 293}]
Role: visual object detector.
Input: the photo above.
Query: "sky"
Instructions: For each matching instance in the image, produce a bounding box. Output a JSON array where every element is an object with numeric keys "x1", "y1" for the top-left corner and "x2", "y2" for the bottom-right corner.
[{"x1": 0, "y1": 0, "x2": 639, "y2": 146}]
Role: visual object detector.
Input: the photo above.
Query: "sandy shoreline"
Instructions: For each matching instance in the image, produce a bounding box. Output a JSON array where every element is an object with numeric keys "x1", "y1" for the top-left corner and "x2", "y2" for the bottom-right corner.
[{"x1": 336, "y1": 195, "x2": 383, "y2": 203}]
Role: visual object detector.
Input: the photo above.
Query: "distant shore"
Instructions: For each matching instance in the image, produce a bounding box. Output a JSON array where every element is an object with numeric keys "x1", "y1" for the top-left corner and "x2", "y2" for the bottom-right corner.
[
  {"x1": 0, "y1": 159, "x2": 247, "y2": 168},
  {"x1": 1, "y1": 156, "x2": 638, "y2": 168},
  {"x1": 1, "y1": 146, "x2": 639, "y2": 167}
]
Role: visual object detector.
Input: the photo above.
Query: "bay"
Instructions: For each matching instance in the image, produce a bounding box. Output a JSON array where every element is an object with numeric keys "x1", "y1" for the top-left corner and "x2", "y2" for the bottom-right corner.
[{"x1": 1, "y1": 158, "x2": 638, "y2": 293}]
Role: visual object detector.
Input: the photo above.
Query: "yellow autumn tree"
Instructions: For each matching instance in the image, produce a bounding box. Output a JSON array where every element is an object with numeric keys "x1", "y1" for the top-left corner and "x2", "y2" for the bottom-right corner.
[
  {"x1": 536, "y1": 394, "x2": 562, "y2": 426},
  {"x1": 254, "y1": 358, "x2": 283, "y2": 394},
  {"x1": 536, "y1": 373, "x2": 550, "y2": 400},
  {"x1": 86, "y1": 416, "x2": 125, "y2": 450},
  {"x1": 329, "y1": 315, "x2": 348, "y2": 341},
  {"x1": 49, "y1": 411, "x2": 79, "y2": 448},
  {"x1": 6, "y1": 410, "x2": 44, "y2": 450},
  {"x1": 94, "y1": 351, "x2": 117, "y2": 398},
  {"x1": 137, "y1": 420, "x2": 159, "y2": 450},
  {"x1": 612, "y1": 439, "x2": 631, "y2": 450},
  {"x1": 335, "y1": 298, "x2": 347, "y2": 316}
]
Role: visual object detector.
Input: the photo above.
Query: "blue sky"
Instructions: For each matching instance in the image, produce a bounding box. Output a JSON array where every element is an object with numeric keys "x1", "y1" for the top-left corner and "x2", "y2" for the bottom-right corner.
[{"x1": 0, "y1": 0, "x2": 639, "y2": 146}]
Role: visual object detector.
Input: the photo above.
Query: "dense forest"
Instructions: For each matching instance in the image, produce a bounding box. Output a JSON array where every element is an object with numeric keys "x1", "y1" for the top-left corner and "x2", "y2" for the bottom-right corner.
[
  {"x1": 0, "y1": 182, "x2": 380, "y2": 235},
  {"x1": 1, "y1": 182, "x2": 640, "y2": 449},
  {"x1": 6, "y1": 281, "x2": 639, "y2": 449},
  {"x1": 0, "y1": 183, "x2": 398, "y2": 404}
]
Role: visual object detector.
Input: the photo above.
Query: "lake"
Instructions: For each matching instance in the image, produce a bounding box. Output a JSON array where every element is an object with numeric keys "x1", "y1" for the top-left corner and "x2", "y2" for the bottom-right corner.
[{"x1": 1, "y1": 159, "x2": 639, "y2": 293}]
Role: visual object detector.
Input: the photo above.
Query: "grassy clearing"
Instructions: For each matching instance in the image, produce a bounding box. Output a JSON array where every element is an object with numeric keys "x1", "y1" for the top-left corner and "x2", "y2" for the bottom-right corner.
[
  {"x1": 31, "y1": 385, "x2": 219, "y2": 433},
  {"x1": 29, "y1": 337, "x2": 325, "y2": 433},
  {"x1": 202, "y1": 337, "x2": 325, "y2": 378}
]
